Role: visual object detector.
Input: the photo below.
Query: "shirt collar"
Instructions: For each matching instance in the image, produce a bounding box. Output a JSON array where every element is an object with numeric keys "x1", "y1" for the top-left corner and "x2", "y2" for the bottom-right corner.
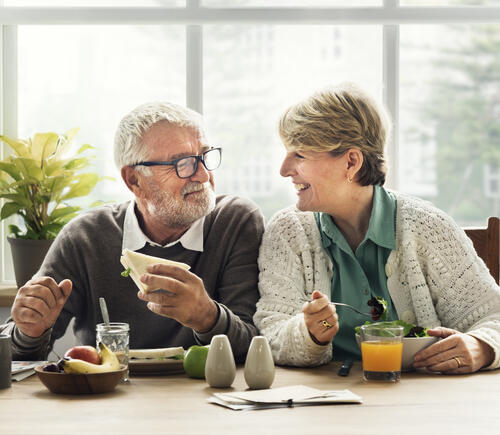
[
  {"x1": 365, "y1": 185, "x2": 396, "y2": 250},
  {"x1": 316, "y1": 185, "x2": 396, "y2": 252},
  {"x1": 122, "y1": 200, "x2": 205, "y2": 252}
]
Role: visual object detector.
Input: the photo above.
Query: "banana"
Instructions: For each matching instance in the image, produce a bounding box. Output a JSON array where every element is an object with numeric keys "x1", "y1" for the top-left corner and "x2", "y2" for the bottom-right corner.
[{"x1": 62, "y1": 342, "x2": 121, "y2": 374}]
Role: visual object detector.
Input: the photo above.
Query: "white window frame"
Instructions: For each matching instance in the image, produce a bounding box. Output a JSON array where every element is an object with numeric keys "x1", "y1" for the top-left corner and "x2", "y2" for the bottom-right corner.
[{"x1": 1, "y1": 1, "x2": 500, "y2": 284}]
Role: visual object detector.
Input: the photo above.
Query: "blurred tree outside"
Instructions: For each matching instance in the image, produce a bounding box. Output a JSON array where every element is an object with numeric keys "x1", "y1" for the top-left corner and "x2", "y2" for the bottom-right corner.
[{"x1": 422, "y1": 24, "x2": 500, "y2": 225}]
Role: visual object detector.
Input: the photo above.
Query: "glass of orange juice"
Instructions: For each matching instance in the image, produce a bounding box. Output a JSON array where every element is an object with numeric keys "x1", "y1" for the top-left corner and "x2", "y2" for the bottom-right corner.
[{"x1": 360, "y1": 323, "x2": 404, "y2": 382}]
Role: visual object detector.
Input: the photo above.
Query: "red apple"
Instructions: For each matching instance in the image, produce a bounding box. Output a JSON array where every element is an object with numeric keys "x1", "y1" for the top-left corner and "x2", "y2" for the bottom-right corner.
[{"x1": 64, "y1": 345, "x2": 101, "y2": 365}]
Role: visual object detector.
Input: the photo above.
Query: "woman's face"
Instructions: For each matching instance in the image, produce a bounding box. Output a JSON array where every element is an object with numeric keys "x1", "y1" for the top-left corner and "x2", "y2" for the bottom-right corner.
[{"x1": 280, "y1": 147, "x2": 350, "y2": 213}]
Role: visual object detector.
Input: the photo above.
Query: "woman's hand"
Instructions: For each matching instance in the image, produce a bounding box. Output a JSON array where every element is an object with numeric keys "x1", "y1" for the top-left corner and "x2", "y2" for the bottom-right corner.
[
  {"x1": 302, "y1": 290, "x2": 339, "y2": 345},
  {"x1": 412, "y1": 327, "x2": 495, "y2": 374}
]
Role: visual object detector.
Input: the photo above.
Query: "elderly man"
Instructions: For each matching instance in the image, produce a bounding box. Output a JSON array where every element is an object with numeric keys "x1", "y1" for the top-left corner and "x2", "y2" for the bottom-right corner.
[{"x1": 1, "y1": 102, "x2": 264, "y2": 361}]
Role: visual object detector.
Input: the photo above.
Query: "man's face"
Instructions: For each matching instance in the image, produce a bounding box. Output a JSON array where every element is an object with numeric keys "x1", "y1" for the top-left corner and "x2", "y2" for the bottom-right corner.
[{"x1": 137, "y1": 121, "x2": 216, "y2": 228}]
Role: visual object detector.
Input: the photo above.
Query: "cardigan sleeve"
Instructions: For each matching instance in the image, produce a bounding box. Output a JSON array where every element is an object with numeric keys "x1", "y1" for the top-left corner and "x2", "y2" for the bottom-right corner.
[
  {"x1": 392, "y1": 193, "x2": 500, "y2": 370},
  {"x1": 253, "y1": 208, "x2": 332, "y2": 367}
]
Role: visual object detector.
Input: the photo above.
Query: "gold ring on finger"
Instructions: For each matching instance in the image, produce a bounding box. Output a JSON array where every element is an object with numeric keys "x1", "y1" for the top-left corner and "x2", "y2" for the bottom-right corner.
[{"x1": 453, "y1": 356, "x2": 462, "y2": 368}]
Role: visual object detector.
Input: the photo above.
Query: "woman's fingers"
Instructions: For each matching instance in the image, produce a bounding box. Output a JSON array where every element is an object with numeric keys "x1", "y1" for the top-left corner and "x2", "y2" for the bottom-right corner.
[
  {"x1": 302, "y1": 292, "x2": 330, "y2": 315},
  {"x1": 413, "y1": 331, "x2": 492, "y2": 374},
  {"x1": 303, "y1": 303, "x2": 339, "y2": 345}
]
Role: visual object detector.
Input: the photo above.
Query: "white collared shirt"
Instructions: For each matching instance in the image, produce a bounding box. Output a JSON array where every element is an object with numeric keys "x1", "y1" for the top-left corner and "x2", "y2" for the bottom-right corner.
[{"x1": 122, "y1": 200, "x2": 205, "y2": 252}]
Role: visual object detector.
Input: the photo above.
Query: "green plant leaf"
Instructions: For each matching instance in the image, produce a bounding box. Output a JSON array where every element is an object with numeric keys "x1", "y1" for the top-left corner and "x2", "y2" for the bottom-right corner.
[
  {"x1": 40, "y1": 222, "x2": 64, "y2": 239},
  {"x1": 0, "y1": 192, "x2": 32, "y2": 208},
  {"x1": 44, "y1": 160, "x2": 67, "y2": 177},
  {"x1": 1, "y1": 202, "x2": 23, "y2": 220},
  {"x1": 64, "y1": 127, "x2": 80, "y2": 144},
  {"x1": 64, "y1": 157, "x2": 90, "y2": 171},
  {"x1": 13, "y1": 158, "x2": 43, "y2": 181},
  {"x1": 77, "y1": 144, "x2": 95, "y2": 154},
  {"x1": 8, "y1": 225, "x2": 22, "y2": 237},
  {"x1": 1, "y1": 129, "x2": 104, "y2": 239},
  {"x1": 31, "y1": 132, "x2": 59, "y2": 165},
  {"x1": 55, "y1": 212, "x2": 79, "y2": 226},
  {"x1": 60, "y1": 173, "x2": 100, "y2": 200},
  {"x1": 50, "y1": 206, "x2": 80, "y2": 220},
  {"x1": 0, "y1": 135, "x2": 30, "y2": 157},
  {"x1": 52, "y1": 127, "x2": 79, "y2": 159},
  {"x1": 0, "y1": 161, "x2": 22, "y2": 181},
  {"x1": 42, "y1": 175, "x2": 71, "y2": 200}
]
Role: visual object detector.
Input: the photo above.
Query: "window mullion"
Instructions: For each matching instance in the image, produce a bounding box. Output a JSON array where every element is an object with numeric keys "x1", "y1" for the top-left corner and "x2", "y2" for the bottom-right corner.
[
  {"x1": 186, "y1": 0, "x2": 203, "y2": 114},
  {"x1": 186, "y1": 25, "x2": 203, "y2": 114},
  {"x1": 383, "y1": 23, "x2": 399, "y2": 190},
  {"x1": 1, "y1": 24, "x2": 18, "y2": 284}
]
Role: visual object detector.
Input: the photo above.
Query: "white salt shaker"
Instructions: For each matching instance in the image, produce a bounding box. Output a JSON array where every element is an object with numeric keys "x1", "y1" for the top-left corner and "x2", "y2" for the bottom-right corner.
[
  {"x1": 244, "y1": 335, "x2": 275, "y2": 390},
  {"x1": 205, "y1": 334, "x2": 236, "y2": 388}
]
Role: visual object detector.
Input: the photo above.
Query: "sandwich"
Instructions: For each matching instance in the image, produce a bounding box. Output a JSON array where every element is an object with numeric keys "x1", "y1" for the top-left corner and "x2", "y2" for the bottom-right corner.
[
  {"x1": 120, "y1": 248, "x2": 190, "y2": 293},
  {"x1": 129, "y1": 347, "x2": 185, "y2": 361}
]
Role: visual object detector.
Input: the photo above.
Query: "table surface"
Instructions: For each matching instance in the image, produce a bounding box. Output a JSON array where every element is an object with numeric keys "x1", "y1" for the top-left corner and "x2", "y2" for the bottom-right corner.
[{"x1": 0, "y1": 362, "x2": 498, "y2": 435}]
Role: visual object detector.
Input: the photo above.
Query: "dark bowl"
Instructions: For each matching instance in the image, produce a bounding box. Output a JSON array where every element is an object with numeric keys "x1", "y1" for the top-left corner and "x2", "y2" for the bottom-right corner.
[{"x1": 35, "y1": 365, "x2": 127, "y2": 395}]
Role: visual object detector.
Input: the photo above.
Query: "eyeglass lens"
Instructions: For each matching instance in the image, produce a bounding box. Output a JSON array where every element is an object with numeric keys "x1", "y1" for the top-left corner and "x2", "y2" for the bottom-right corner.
[{"x1": 177, "y1": 148, "x2": 221, "y2": 178}]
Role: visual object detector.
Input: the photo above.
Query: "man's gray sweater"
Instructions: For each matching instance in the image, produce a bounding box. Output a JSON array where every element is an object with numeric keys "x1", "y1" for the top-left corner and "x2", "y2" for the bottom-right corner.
[{"x1": 3, "y1": 195, "x2": 264, "y2": 362}]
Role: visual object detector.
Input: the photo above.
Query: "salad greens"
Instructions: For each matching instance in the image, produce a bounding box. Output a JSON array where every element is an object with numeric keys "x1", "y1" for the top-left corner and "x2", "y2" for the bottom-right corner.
[
  {"x1": 121, "y1": 267, "x2": 131, "y2": 277},
  {"x1": 367, "y1": 296, "x2": 387, "y2": 321},
  {"x1": 355, "y1": 320, "x2": 429, "y2": 338}
]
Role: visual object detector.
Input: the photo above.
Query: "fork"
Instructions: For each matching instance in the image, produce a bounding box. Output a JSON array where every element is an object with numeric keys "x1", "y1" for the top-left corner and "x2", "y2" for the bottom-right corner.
[{"x1": 300, "y1": 298, "x2": 372, "y2": 318}]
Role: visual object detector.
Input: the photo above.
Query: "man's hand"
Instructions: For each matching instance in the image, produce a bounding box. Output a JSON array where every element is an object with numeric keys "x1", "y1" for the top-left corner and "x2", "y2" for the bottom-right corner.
[
  {"x1": 412, "y1": 327, "x2": 495, "y2": 374},
  {"x1": 302, "y1": 290, "x2": 339, "y2": 345},
  {"x1": 137, "y1": 263, "x2": 218, "y2": 333},
  {"x1": 11, "y1": 277, "x2": 72, "y2": 338}
]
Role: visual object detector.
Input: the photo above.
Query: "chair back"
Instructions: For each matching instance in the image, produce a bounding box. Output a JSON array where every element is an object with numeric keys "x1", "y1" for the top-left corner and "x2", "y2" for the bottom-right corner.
[{"x1": 463, "y1": 217, "x2": 499, "y2": 285}]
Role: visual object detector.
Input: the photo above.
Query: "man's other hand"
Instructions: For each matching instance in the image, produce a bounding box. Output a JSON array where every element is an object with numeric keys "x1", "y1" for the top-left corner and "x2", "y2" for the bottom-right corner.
[{"x1": 11, "y1": 277, "x2": 72, "y2": 338}]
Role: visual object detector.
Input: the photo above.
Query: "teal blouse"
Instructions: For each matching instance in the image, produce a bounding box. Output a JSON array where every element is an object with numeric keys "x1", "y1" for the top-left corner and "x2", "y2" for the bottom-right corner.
[{"x1": 314, "y1": 185, "x2": 398, "y2": 361}]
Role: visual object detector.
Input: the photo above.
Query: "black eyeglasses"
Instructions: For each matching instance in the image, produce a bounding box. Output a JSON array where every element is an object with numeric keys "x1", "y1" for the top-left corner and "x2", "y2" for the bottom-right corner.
[{"x1": 131, "y1": 147, "x2": 222, "y2": 179}]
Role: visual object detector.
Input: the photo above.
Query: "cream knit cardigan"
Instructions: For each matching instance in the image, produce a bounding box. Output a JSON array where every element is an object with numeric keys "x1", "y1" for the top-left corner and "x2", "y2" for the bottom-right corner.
[{"x1": 254, "y1": 192, "x2": 500, "y2": 369}]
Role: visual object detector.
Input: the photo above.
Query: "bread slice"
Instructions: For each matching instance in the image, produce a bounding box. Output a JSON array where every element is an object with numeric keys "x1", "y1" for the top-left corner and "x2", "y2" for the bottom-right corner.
[
  {"x1": 120, "y1": 249, "x2": 190, "y2": 293},
  {"x1": 129, "y1": 347, "x2": 185, "y2": 360}
]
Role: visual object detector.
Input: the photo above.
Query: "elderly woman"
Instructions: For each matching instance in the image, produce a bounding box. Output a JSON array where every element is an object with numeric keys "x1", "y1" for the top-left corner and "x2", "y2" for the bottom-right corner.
[{"x1": 254, "y1": 83, "x2": 500, "y2": 374}]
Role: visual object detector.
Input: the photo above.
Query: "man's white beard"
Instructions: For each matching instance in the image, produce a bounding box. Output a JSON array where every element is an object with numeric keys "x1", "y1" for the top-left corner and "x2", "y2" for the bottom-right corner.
[{"x1": 146, "y1": 180, "x2": 216, "y2": 228}]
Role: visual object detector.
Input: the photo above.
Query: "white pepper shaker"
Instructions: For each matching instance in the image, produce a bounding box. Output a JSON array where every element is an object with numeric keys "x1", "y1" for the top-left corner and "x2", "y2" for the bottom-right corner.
[
  {"x1": 205, "y1": 334, "x2": 236, "y2": 388},
  {"x1": 244, "y1": 335, "x2": 275, "y2": 390}
]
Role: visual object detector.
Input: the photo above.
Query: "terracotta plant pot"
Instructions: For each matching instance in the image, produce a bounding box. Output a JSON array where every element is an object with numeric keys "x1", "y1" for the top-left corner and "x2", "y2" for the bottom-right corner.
[{"x1": 7, "y1": 237, "x2": 53, "y2": 288}]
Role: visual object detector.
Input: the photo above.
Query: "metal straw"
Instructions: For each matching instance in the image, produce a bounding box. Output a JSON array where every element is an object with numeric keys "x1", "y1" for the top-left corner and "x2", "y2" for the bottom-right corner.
[{"x1": 99, "y1": 297, "x2": 110, "y2": 325}]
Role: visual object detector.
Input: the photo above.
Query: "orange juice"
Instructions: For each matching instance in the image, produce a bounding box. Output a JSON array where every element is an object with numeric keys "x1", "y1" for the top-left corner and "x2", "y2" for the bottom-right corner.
[{"x1": 361, "y1": 341, "x2": 403, "y2": 372}]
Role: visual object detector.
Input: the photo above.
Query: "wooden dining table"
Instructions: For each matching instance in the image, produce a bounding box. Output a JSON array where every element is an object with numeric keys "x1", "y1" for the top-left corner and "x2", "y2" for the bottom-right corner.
[{"x1": 0, "y1": 361, "x2": 498, "y2": 435}]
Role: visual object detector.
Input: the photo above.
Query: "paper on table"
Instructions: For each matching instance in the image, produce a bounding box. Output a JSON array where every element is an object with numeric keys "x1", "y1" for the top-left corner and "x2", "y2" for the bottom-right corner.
[
  {"x1": 209, "y1": 385, "x2": 362, "y2": 410},
  {"x1": 11, "y1": 361, "x2": 47, "y2": 381},
  {"x1": 220, "y1": 385, "x2": 327, "y2": 403}
]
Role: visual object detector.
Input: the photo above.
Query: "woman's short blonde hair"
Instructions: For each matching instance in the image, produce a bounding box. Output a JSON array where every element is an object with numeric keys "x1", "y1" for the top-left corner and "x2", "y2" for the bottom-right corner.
[{"x1": 278, "y1": 83, "x2": 391, "y2": 186}]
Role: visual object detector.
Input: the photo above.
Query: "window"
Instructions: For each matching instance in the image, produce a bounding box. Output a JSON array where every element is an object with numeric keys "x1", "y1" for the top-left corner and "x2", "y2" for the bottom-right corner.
[{"x1": 1, "y1": 2, "x2": 500, "y2": 283}]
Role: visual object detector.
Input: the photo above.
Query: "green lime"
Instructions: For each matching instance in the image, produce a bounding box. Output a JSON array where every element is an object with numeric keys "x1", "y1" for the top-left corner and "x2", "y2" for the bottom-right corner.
[{"x1": 183, "y1": 345, "x2": 209, "y2": 379}]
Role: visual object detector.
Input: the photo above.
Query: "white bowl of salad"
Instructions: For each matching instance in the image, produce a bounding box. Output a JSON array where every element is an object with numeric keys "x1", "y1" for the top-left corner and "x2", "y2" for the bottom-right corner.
[{"x1": 355, "y1": 321, "x2": 438, "y2": 371}]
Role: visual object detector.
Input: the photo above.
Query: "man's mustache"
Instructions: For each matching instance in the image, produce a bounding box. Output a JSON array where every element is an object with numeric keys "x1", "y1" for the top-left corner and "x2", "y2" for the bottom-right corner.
[{"x1": 181, "y1": 181, "x2": 211, "y2": 196}]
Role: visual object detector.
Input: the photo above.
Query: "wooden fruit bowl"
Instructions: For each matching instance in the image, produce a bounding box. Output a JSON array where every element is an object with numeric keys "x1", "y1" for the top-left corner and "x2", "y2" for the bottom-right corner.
[{"x1": 35, "y1": 365, "x2": 127, "y2": 395}]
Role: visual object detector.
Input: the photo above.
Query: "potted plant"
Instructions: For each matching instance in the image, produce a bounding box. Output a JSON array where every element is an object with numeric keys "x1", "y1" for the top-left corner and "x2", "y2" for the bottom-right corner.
[{"x1": 0, "y1": 128, "x2": 108, "y2": 287}]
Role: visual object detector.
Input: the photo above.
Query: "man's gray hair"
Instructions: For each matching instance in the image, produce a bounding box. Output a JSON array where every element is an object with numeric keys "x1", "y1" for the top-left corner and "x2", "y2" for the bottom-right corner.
[{"x1": 114, "y1": 101, "x2": 204, "y2": 170}]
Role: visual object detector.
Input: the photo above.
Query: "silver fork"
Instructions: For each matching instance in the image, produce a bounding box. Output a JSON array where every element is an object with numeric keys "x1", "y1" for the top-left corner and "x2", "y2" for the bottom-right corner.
[{"x1": 300, "y1": 298, "x2": 372, "y2": 318}]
